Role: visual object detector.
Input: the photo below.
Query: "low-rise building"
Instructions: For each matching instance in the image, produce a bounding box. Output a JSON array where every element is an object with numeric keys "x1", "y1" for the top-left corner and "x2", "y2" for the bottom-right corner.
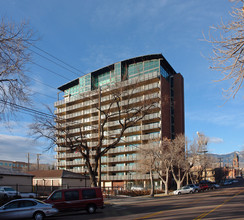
[
  {"x1": 28, "y1": 170, "x2": 90, "y2": 189},
  {"x1": 0, "y1": 167, "x2": 33, "y2": 192}
]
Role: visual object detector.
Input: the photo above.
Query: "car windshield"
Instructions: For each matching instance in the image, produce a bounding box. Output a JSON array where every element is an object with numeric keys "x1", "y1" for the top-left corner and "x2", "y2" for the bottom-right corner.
[{"x1": 4, "y1": 188, "x2": 15, "y2": 191}]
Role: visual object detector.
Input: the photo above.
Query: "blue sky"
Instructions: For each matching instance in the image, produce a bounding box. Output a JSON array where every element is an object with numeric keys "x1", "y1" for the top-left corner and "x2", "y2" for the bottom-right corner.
[{"x1": 0, "y1": 0, "x2": 243, "y2": 164}]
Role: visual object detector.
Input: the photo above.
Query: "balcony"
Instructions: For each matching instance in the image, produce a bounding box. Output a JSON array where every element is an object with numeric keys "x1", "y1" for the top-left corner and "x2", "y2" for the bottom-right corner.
[
  {"x1": 55, "y1": 71, "x2": 160, "y2": 108},
  {"x1": 101, "y1": 155, "x2": 137, "y2": 163},
  {"x1": 101, "y1": 173, "x2": 158, "y2": 181},
  {"x1": 102, "y1": 165, "x2": 136, "y2": 172}
]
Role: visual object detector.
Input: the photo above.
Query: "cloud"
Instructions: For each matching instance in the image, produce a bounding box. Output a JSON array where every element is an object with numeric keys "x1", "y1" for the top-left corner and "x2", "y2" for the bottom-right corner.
[
  {"x1": 209, "y1": 137, "x2": 224, "y2": 143},
  {"x1": 0, "y1": 134, "x2": 55, "y2": 164},
  {"x1": 186, "y1": 110, "x2": 244, "y2": 128}
]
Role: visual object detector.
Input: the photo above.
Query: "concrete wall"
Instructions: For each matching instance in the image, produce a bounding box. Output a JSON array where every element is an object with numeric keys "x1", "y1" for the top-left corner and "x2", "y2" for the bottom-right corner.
[
  {"x1": 33, "y1": 177, "x2": 91, "y2": 188},
  {"x1": 62, "y1": 177, "x2": 91, "y2": 188}
]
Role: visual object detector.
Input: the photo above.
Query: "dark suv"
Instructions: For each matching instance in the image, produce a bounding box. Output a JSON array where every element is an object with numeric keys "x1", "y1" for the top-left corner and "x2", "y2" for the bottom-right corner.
[{"x1": 45, "y1": 187, "x2": 104, "y2": 214}]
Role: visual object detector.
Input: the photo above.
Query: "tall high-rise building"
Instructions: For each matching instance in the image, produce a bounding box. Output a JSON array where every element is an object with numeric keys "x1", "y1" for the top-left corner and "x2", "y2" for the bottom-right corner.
[{"x1": 54, "y1": 54, "x2": 184, "y2": 188}]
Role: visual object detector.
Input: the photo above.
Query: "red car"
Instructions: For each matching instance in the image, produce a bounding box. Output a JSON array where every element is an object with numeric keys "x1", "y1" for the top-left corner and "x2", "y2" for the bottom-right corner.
[
  {"x1": 45, "y1": 187, "x2": 104, "y2": 214},
  {"x1": 199, "y1": 183, "x2": 210, "y2": 191}
]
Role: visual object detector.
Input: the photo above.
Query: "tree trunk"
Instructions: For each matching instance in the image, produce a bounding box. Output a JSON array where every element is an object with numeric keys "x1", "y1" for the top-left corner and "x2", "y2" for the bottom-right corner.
[
  {"x1": 86, "y1": 161, "x2": 97, "y2": 187},
  {"x1": 164, "y1": 168, "x2": 169, "y2": 195},
  {"x1": 149, "y1": 169, "x2": 154, "y2": 197}
]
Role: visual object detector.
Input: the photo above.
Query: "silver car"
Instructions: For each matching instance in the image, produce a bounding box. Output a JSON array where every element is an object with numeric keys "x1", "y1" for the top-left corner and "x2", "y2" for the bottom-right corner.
[
  {"x1": 0, "y1": 187, "x2": 20, "y2": 199},
  {"x1": 173, "y1": 185, "x2": 195, "y2": 195},
  {"x1": 0, "y1": 198, "x2": 58, "y2": 220}
]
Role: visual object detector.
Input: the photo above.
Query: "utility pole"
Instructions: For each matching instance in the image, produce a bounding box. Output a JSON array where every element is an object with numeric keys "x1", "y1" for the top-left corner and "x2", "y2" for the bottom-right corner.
[
  {"x1": 37, "y1": 154, "x2": 41, "y2": 170},
  {"x1": 27, "y1": 153, "x2": 30, "y2": 171}
]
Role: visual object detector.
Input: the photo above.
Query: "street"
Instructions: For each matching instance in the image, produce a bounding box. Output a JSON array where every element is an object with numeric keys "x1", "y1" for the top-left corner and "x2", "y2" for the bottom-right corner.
[{"x1": 50, "y1": 182, "x2": 244, "y2": 219}]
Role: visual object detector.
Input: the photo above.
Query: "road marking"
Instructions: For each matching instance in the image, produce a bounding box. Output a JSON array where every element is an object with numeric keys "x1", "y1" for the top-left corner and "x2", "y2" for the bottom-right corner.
[
  {"x1": 134, "y1": 189, "x2": 243, "y2": 220},
  {"x1": 194, "y1": 188, "x2": 244, "y2": 219}
]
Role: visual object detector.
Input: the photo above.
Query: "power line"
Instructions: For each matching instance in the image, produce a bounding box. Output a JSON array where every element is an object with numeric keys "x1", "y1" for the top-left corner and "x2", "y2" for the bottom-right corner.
[
  {"x1": 28, "y1": 48, "x2": 80, "y2": 77},
  {"x1": 31, "y1": 61, "x2": 72, "y2": 81},
  {"x1": 31, "y1": 90, "x2": 56, "y2": 100},
  {"x1": 31, "y1": 45, "x2": 85, "y2": 75},
  {"x1": 0, "y1": 100, "x2": 54, "y2": 118},
  {"x1": 27, "y1": 75, "x2": 57, "y2": 90}
]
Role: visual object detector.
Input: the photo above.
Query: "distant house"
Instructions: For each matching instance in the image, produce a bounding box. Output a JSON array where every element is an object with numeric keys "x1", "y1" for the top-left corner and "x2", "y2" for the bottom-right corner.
[
  {"x1": 0, "y1": 159, "x2": 55, "y2": 172},
  {"x1": 0, "y1": 159, "x2": 28, "y2": 171},
  {"x1": 0, "y1": 167, "x2": 33, "y2": 192},
  {"x1": 28, "y1": 170, "x2": 90, "y2": 189}
]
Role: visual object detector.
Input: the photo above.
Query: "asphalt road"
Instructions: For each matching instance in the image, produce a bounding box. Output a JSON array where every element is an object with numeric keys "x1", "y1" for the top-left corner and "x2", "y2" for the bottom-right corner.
[{"x1": 51, "y1": 182, "x2": 244, "y2": 220}]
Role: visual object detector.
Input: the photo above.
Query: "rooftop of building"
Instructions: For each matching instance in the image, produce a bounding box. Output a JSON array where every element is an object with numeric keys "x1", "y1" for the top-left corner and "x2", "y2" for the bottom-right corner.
[
  {"x1": 57, "y1": 53, "x2": 177, "y2": 92},
  {"x1": 0, "y1": 167, "x2": 34, "y2": 177},
  {"x1": 27, "y1": 170, "x2": 89, "y2": 179}
]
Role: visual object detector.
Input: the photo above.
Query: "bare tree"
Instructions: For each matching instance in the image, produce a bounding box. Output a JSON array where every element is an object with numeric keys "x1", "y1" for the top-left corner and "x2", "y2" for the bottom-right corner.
[
  {"x1": 0, "y1": 18, "x2": 35, "y2": 120},
  {"x1": 206, "y1": 0, "x2": 244, "y2": 98},
  {"x1": 154, "y1": 138, "x2": 172, "y2": 195},
  {"x1": 138, "y1": 137, "x2": 182, "y2": 195},
  {"x1": 188, "y1": 133, "x2": 211, "y2": 183},
  {"x1": 170, "y1": 134, "x2": 188, "y2": 190},
  {"x1": 137, "y1": 140, "x2": 158, "y2": 197},
  {"x1": 31, "y1": 83, "x2": 157, "y2": 187}
]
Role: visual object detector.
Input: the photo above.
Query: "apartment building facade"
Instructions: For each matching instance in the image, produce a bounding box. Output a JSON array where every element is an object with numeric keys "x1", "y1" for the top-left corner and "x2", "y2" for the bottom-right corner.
[{"x1": 54, "y1": 54, "x2": 184, "y2": 189}]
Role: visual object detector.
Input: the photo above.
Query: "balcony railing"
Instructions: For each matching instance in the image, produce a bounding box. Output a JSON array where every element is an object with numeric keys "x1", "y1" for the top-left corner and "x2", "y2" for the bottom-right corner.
[
  {"x1": 102, "y1": 165, "x2": 136, "y2": 172},
  {"x1": 54, "y1": 71, "x2": 160, "y2": 108},
  {"x1": 101, "y1": 155, "x2": 137, "y2": 163}
]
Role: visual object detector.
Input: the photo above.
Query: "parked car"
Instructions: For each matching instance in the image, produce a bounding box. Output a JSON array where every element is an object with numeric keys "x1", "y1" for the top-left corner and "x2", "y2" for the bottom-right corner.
[
  {"x1": 205, "y1": 182, "x2": 217, "y2": 190},
  {"x1": 0, "y1": 198, "x2": 58, "y2": 220},
  {"x1": 173, "y1": 186, "x2": 195, "y2": 195},
  {"x1": 213, "y1": 183, "x2": 220, "y2": 188},
  {"x1": 186, "y1": 184, "x2": 200, "y2": 192},
  {"x1": 131, "y1": 186, "x2": 144, "y2": 191},
  {"x1": 199, "y1": 183, "x2": 210, "y2": 191},
  {"x1": 223, "y1": 179, "x2": 233, "y2": 185},
  {"x1": 20, "y1": 192, "x2": 38, "y2": 198},
  {"x1": 45, "y1": 187, "x2": 104, "y2": 214},
  {"x1": 0, "y1": 187, "x2": 21, "y2": 199}
]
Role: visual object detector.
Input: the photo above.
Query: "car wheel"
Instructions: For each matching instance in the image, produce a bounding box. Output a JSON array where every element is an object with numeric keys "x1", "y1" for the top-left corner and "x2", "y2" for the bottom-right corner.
[
  {"x1": 190, "y1": 191, "x2": 193, "y2": 194},
  {"x1": 3, "y1": 194, "x2": 8, "y2": 200},
  {"x1": 33, "y1": 211, "x2": 45, "y2": 220},
  {"x1": 87, "y1": 204, "x2": 97, "y2": 214},
  {"x1": 178, "y1": 192, "x2": 181, "y2": 195}
]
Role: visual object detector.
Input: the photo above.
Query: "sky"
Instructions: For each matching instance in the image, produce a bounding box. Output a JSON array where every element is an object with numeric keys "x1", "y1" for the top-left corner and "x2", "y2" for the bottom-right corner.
[{"x1": 0, "y1": 0, "x2": 244, "y2": 165}]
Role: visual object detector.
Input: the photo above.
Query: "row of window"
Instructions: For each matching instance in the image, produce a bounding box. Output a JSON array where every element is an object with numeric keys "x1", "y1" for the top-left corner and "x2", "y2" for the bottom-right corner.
[
  {"x1": 0, "y1": 162, "x2": 26, "y2": 167},
  {"x1": 63, "y1": 59, "x2": 164, "y2": 97}
]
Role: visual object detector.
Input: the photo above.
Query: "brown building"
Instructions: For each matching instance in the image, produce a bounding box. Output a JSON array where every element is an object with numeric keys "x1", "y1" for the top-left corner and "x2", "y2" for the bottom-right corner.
[
  {"x1": 54, "y1": 54, "x2": 184, "y2": 189},
  {"x1": 28, "y1": 170, "x2": 90, "y2": 188}
]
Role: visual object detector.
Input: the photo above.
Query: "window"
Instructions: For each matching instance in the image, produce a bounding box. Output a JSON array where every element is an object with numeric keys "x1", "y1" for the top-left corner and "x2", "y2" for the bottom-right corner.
[
  {"x1": 19, "y1": 200, "x2": 36, "y2": 208},
  {"x1": 4, "y1": 201, "x2": 19, "y2": 209},
  {"x1": 50, "y1": 191, "x2": 62, "y2": 201},
  {"x1": 82, "y1": 189, "x2": 96, "y2": 199},
  {"x1": 64, "y1": 190, "x2": 79, "y2": 201}
]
